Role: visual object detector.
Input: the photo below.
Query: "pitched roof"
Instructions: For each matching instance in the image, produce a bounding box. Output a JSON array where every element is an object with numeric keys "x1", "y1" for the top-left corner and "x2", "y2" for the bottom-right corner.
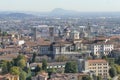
[{"x1": 87, "y1": 59, "x2": 107, "y2": 63}]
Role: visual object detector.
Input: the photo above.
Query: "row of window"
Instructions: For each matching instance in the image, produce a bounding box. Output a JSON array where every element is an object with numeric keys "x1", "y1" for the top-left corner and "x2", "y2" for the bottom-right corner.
[
  {"x1": 89, "y1": 63, "x2": 108, "y2": 66},
  {"x1": 47, "y1": 65, "x2": 65, "y2": 69},
  {"x1": 94, "y1": 45, "x2": 113, "y2": 47}
]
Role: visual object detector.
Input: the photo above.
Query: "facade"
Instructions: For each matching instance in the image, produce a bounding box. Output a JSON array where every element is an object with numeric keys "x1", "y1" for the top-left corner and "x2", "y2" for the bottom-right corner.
[
  {"x1": 70, "y1": 30, "x2": 80, "y2": 40},
  {"x1": 50, "y1": 73, "x2": 87, "y2": 80},
  {"x1": 47, "y1": 62, "x2": 66, "y2": 69},
  {"x1": 49, "y1": 27, "x2": 54, "y2": 42},
  {"x1": 0, "y1": 74, "x2": 20, "y2": 80},
  {"x1": 32, "y1": 72, "x2": 48, "y2": 80},
  {"x1": 29, "y1": 62, "x2": 65, "y2": 70},
  {"x1": 78, "y1": 59, "x2": 109, "y2": 79},
  {"x1": 63, "y1": 27, "x2": 71, "y2": 39},
  {"x1": 17, "y1": 40, "x2": 25, "y2": 46},
  {"x1": 40, "y1": 45, "x2": 51, "y2": 54},
  {"x1": 91, "y1": 43, "x2": 114, "y2": 57},
  {"x1": 32, "y1": 27, "x2": 37, "y2": 41}
]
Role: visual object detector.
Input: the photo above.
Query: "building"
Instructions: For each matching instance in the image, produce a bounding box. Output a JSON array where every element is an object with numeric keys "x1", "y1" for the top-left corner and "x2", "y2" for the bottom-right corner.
[
  {"x1": 0, "y1": 74, "x2": 19, "y2": 80},
  {"x1": 78, "y1": 59, "x2": 109, "y2": 79},
  {"x1": 50, "y1": 73, "x2": 88, "y2": 80},
  {"x1": 32, "y1": 72, "x2": 48, "y2": 80},
  {"x1": 5, "y1": 75, "x2": 19, "y2": 80},
  {"x1": 49, "y1": 27, "x2": 54, "y2": 42},
  {"x1": 47, "y1": 62, "x2": 66, "y2": 69},
  {"x1": 87, "y1": 22, "x2": 92, "y2": 38},
  {"x1": 70, "y1": 30, "x2": 80, "y2": 40},
  {"x1": 39, "y1": 41, "x2": 51, "y2": 55},
  {"x1": 63, "y1": 27, "x2": 71, "y2": 40},
  {"x1": 29, "y1": 62, "x2": 66, "y2": 71},
  {"x1": 32, "y1": 27, "x2": 37, "y2": 41},
  {"x1": 91, "y1": 43, "x2": 114, "y2": 57}
]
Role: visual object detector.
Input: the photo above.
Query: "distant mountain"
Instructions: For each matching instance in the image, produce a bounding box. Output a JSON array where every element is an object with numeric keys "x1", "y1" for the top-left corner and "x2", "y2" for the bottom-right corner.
[
  {"x1": 50, "y1": 8, "x2": 79, "y2": 16},
  {"x1": 1, "y1": 8, "x2": 120, "y2": 18},
  {"x1": 7, "y1": 13, "x2": 33, "y2": 17},
  {"x1": 0, "y1": 12, "x2": 35, "y2": 19}
]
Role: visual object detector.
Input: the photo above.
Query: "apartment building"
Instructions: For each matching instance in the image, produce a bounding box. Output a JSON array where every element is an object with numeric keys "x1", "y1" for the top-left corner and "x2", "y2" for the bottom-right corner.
[{"x1": 78, "y1": 59, "x2": 109, "y2": 79}]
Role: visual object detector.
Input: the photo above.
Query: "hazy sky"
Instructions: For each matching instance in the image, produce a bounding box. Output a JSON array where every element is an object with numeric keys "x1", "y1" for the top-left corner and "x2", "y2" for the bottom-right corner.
[{"x1": 0, "y1": 0, "x2": 120, "y2": 12}]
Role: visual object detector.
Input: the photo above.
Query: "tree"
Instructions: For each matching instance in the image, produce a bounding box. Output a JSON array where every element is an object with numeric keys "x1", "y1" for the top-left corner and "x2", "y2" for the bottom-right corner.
[
  {"x1": 102, "y1": 56, "x2": 107, "y2": 60},
  {"x1": 31, "y1": 53, "x2": 36, "y2": 63},
  {"x1": 56, "y1": 55, "x2": 67, "y2": 62},
  {"x1": 109, "y1": 67, "x2": 117, "y2": 78},
  {"x1": 2, "y1": 32, "x2": 8, "y2": 36},
  {"x1": 2, "y1": 63, "x2": 8, "y2": 74},
  {"x1": 19, "y1": 71, "x2": 27, "y2": 80},
  {"x1": 17, "y1": 59, "x2": 26, "y2": 69},
  {"x1": 82, "y1": 76, "x2": 92, "y2": 80},
  {"x1": 42, "y1": 59, "x2": 47, "y2": 71},
  {"x1": 7, "y1": 61, "x2": 13, "y2": 72},
  {"x1": 107, "y1": 58, "x2": 115, "y2": 66},
  {"x1": 17, "y1": 54, "x2": 26, "y2": 60},
  {"x1": 114, "y1": 64, "x2": 120, "y2": 74},
  {"x1": 47, "y1": 68, "x2": 56, "y2": 78},
  {"x1": 23, "y1": 67, "x2": 30, "y2": 73},
  {"x1": 26, "y1": 76, "x2": 31, "y2": 80},
  {"x1": 10, "y1": 66, "x2": 20, "y2": 75},
  {"x1": 64, "y1": 61, "x2": 78, "y2": 73},
  {"x1": 13, "y1": 54, "x2": 26, "y2": 66},
  {"x1": 115, "y1": 56, "x2": 120, "y2": 65},
  {"x1": 34, "y1": 65, "x2": 41, "y2": 75},
  {"x1": 97, "y1": 76, "x2": 102, "y2": 80}
]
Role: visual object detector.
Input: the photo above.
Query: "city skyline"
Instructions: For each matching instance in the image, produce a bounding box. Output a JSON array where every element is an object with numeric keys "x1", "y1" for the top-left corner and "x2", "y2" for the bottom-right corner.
[{"x1": 0, "y1": 0, "x2": 120, "y2": 12}]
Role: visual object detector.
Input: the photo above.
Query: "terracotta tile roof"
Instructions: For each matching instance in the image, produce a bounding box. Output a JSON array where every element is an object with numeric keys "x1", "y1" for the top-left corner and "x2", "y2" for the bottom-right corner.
[
  {"x1": 37, "y1": 41, "x2": 51, "y2": 46},
  {"x1": 0, "y1": 54, "x2": 18, "y2": 61},
  {"x1": 47, "y1": 62, "x2": 66, "y2": 66},
  {"x1": 88, "y1": 59, "x2": 107, "y2": 63},
  {"x1": 24, "y1": 38, "x2": 51, "y2": 47},
  {"x1": 0, "y1": 48, "x2": 20, "y2": 52},
  {"x1": 25, "y1": 41, "x2": 38, "y2": 47},
  {"x1": 110, "y1": 36, "x2": 120, "y2": 39},
  {"x1": 53, "y1": 43, "x2": 65, "y2": 47}
]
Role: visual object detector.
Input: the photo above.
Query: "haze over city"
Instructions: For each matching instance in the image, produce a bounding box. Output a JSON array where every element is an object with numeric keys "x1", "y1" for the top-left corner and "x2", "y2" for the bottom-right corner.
[
  {"x1": 0, "y1": 0, "x2": 120, "y2": 80},
  {"x1": 0, "y1": 0, "x2": 120, "y2": 12}
]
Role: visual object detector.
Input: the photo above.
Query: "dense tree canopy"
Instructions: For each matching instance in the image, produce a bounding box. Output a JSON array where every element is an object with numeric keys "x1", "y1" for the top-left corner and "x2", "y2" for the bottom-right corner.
[
  {"x1": 10, "y1": 66, "x2": 20, "y2": 75},
  {"x1": 97, "y1": 76, "x2": 102, "y2": 80},
  {"x1": 17, "y1": 59, "x2": 26, "y2": 69},
  {"x1": 19, "y1": 71, "x2": 27, "y2": 80},
  {"x1": 109, "y1": 66, "x2": 117, "y2": 78},
  {"x1": 115, "y1": 56, "x2": 120, "y2": 65},
  {"x1": 42, "y1": 59, "x2": 47, "y2": 71},
  {"x1": 56, "y1": 55, "x2": 67, "y2": 62},
  {"x1": 2, "y1": 62, "x2": 8, "y2": 74},
  {"x1": 31, "y1": 53, "x2": 36, "y2": 63},
  {"x1": 114, "y1": 64, "x2": 120, "y2": 74},
  {"x1": 82, "y1": 76, "x2": 92, "y2": 80},
  {"x1": 64, "y1": 61, "x2": 78, "y2": 73},
  {"x1": 34, "y1": 65, "x2": 41, "y2": 75}
]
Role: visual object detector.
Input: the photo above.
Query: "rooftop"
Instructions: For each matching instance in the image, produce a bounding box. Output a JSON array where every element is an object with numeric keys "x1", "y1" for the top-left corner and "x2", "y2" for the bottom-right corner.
[{"x1": 87, "y1": 59, "x2": 107, "y2": 63}]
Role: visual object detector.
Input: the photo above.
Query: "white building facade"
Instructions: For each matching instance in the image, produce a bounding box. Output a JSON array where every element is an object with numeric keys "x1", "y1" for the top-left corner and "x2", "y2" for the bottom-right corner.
[{"x1": 91, "y1": 43, "x2": 114, "y2": 57}]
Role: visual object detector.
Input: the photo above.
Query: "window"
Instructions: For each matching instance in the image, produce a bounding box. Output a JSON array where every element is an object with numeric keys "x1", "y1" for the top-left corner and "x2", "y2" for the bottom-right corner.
[{"x1": 98, "y1": 73, "x2": 102, "y2": 76}]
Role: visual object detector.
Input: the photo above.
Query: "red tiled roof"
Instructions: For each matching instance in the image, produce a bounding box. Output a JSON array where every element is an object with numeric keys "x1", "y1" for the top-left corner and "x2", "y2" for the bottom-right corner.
[{"x1": 88, "y1": 59, "x2": 107, "y2": 63}]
